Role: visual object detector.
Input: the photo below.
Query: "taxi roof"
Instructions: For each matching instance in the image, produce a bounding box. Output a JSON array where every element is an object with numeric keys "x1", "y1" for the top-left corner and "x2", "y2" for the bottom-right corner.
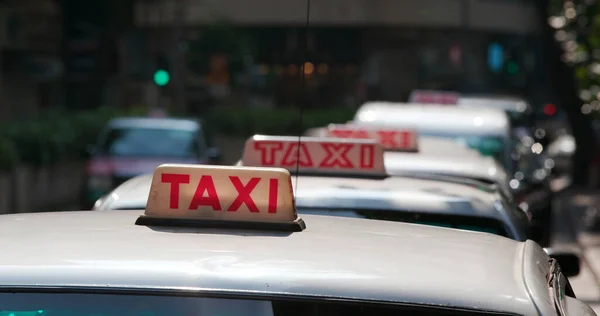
[
  {"x1": 108, "y1": 117, "x2": 200, "y2": 131},
  {"x1": 383, "y1": 151, "x2": 507, "y2": 185},
  {"x1": 97, "y1": 171, "x2": 505, "y2": 224},
  {"x1": 0, "y1": 210, "x2": 541, "y2": 316},
  {"x1": 458, "y1": 95, "x2": 531, "y2": 113},
  {"x1": 353, "y1": 103, "x2": 509, "y2": 136},
  {"x1": 304, "y1": 128, "x2": 481, "y2": 157},
  {"x1": 417, "y1": 136, "x2": 481, "y2": 157},
  {"x1": 292, "y1": 174, "x2": 502, "y2": 217}
]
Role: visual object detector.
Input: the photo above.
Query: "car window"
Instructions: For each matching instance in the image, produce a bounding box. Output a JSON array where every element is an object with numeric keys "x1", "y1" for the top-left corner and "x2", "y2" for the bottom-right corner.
[
  {"x1": 297, "y1": 207, "x2": 510, "y2": 237},
  {"x1": 0, "y1": 292, "x2": 519, "y2": 316},
  {"x1": 99, "y1": 127, "x2": 200, "y2": 158}
]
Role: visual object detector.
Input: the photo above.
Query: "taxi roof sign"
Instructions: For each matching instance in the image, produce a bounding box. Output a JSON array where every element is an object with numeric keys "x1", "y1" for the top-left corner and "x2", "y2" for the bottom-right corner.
[
  {"x1": 409, "y1": 90, "x2": 460, "y2": 105},
  {"x1": 241, "y1": 135, "x2": 387, "y2": 178},
  {"x1": 137, "y1": 164, "x2": 305, "y2": 231},
  {"x1": 327, "y1": 124, "x2": 419, "y2": 152}
]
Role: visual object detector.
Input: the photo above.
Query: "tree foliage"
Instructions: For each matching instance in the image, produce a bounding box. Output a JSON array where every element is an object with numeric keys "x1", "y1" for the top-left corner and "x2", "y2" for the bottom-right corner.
[{"x1": 548, "y1": 0, "x2": 600, "y2": 110}]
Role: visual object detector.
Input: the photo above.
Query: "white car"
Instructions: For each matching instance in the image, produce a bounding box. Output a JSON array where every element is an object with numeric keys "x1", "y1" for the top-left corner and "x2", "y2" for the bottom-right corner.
[
  {"x1": 95, "y1": 136, "x2": 529, "y2": 241},
  {"x1": 324, "y1": 124, "x2": 513, "y2": 199},
  {"x1": 352, "y1": 102, "x2": 513, "y2": 172},
  {"x1": 0, "y1": 163, "x2": 591, "y2": 316}
]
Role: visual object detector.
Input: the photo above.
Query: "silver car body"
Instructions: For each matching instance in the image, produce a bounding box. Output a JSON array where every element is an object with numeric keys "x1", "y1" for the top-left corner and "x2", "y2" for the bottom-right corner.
[
  {"x1": 0, "y1": 210, "x2": 592, "y2": 315},
  {"x1": 94, "y1": 171, "x2": 527, "y2": 241},
  {"x1": 458, "y1": 95, "x2": 532, "y2": 115},
  {"x1": 384, "y1": 150, "x2": 512, "y2": 198},
  {"x1": 352, "y1": 103, "x2": 512, "y2": 169}
]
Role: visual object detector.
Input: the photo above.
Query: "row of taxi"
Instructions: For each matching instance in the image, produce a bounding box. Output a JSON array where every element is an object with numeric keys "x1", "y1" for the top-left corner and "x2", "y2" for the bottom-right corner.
[{"x1": 0, "y1": 92, "x2": 593, "y2": 315}]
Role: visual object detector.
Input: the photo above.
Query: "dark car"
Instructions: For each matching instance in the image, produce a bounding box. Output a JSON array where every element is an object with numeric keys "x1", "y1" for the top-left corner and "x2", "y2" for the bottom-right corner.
[
  {"x1": 510, "y1": 127, "x2": 554, "y2": 246},
  {"x1": 459, "y1": 94, "x2": 555, "y2": 246},
  {"x1": 81, "y1": 117, "x2": 221, "y2": 209}
]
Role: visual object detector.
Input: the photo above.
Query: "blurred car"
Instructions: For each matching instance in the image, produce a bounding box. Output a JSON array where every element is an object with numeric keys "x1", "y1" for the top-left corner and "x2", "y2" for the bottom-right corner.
[
  {"x1": 457, "y1": 94, "x2": 533, "y2": 127},
  {"x1": 320, "y1": 124, "x2": 514, "y2": 202},
  {"x1": 97, "y1": 136, "x2": 533, "y2": 241},
  {"x1": 352, "y1": 102, "x2": 555, "y2": 246},
  {"x1": 547, "y1": 133, "x2": 575, "y2": 175},
  {"x1": 0, "y1": 163, "x2": 588, "y2": 316},
  {"x1": 81, "y1": 117, "x2": 221, "y2": 208},
  {"x1": 352, "y1": 103, "x2": 513, "y2": 170}
]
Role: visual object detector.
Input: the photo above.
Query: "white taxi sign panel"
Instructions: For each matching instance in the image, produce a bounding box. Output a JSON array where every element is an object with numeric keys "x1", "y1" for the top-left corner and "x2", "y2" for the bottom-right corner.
[
  {"x1": 137, "y1": 164, "x2": 304, "y2": 231},
  {"x1": 409, "y1": 90, "x2": 460, "y2": 105},
  {"x1": 242, "y1": 135, "x2": 387, "y2": 177},
  {"x1": 327, "y1": 124, "x2": 419, "y2": 152}
]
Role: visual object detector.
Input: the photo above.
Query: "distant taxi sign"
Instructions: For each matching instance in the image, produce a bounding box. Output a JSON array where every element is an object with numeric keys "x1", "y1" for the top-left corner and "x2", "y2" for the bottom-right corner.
[
  {"x1": 241, "y1": 135, "x2": 387, "y2": 177},
  {"x1": 327, "y1": 124, "x2": 418, "y2": 152},
  {"x1": 409, "y1": 90, "x2": 460, "y2": 105},
  {"x1": 137, "y1": 164, "x2": 304, "y2": 231}
]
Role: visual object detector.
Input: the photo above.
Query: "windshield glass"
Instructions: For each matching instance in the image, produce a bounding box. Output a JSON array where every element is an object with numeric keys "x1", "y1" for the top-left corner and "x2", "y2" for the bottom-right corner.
[
  {"x1": 419, "y1": 133, "x2": 507, "y2": 167},
  {"x1": 0, "y1": 293, "x2": 515, "y2": 316},
  {"x1": 99, "y1": 127, "x2": 199, "y2": 158},
  {"x1": 298, "y1": 208, "x2": 509, "y2": 237}
]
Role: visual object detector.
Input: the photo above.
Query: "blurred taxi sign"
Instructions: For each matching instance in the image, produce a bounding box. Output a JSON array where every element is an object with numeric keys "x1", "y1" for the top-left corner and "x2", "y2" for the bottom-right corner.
[
  {"x1": 327, "y1": 124, "x2": 418, "y2": 152},
  {"x1": 409, "y1": 90, "x2": 460, "y2": 105},
  {"x1": 241, "y1": 135, "x2": 387, "y2": 177},
  {"x1": 136, "y1": 164, "x2": 305, "y2": 231}
]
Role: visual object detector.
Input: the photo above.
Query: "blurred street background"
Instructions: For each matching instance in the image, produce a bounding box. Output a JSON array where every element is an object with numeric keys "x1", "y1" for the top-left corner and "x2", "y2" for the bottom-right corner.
[{"x1": 2, "y1": 0, "x2": 600, "y2": 309}]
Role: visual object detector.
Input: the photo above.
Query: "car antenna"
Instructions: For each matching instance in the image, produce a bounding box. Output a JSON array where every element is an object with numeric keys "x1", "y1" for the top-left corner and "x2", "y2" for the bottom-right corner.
[{"x1": 294, "y1": 0, "x2": 312, "y2": 196}]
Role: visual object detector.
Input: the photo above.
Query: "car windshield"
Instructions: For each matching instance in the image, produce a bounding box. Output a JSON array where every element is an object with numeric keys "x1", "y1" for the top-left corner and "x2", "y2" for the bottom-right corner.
[
  {"x1": 99, "y1": 127, "x2": 199, "y2": 158},
  {"x1": 0, "y1": 293, "x2": 518, "y2": 316},
  {"x1": 297, "y1": 207, "x2": 509, "y2": 237}
]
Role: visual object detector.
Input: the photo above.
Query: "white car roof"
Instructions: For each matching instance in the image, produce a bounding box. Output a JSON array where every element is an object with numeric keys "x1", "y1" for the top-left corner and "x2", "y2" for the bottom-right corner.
[
  {"x1": 0, "y1": 210, "x2": 548, "y2": 316},
  {"x1": 95, "y1": 172, "x2": 522, "y2": 240},
  {"x1": 458, "y1": 95, "x2": 531, "y2": 113},
  {"x1": 410, "y1": 136, "x2": 481, "y2": 157},
  {"x1": 108, "y1": 117, "x2": 200, "y2": 131},
  {"x1": 384, "y1": 151, "x2": 510, "y2": 189},
  {"x1": 353, "y1": 103, "x2": 510, "y2": 137}
]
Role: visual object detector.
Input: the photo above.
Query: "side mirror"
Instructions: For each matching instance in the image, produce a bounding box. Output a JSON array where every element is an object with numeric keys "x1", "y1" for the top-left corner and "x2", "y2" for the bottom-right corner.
[
  {"x1": 545, "y1": 247, "x2": 581, "y2": 277},
  {"x1": 207, "y1": 147, "x2": 221, "y2": 162}
]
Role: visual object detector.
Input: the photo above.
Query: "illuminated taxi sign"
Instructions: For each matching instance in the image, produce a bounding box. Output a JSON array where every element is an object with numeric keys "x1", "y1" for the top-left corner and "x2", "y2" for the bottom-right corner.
[
  {"x1": 241, "y1": 135, "x2": 387, "y2": 177},
  {"x1": 136, "y1": 164, "x2": 304, "y2": 231},
  {"x1": 409, "y1": 90, "x2": 460, "y2": 105},
  {"x1": 327, "y1": 124, "x2": 419, "y2": 152}
]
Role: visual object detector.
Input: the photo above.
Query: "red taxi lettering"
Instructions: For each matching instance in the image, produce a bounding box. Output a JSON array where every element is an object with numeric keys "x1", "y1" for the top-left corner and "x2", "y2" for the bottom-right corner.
[
  {"x1": 228, "y1": 176, "x2": 260, "y2": 212},
  {"x1": 360, "y1": 144, "x2": 375, "y2": 168},
  {"x1": 399, "y1": 131, "x2": 413, "y2": 148},
  {"x1": 320, "y1": 143, "x2": 353, "y2": 168},
  {"x1": 160, "y1": 171, "x2": 281, "y2": 214},
  {"x1": 254, "y1": 141, "x2": 283, "y2": 165},
  {"x1": 375, "y1": 130, "x2": 413, "y2": 148},
  {"x1": 281, "y1": 143, "x2": 313, "y2": 167},
  {"x1": 269, "y1": 178, "x2": 278, "y2": 213},
  {"x1": 330, "y1": 129, "x2": 370, "y2": 139},
  {"x1": 376, "y1": 131, "x2": 397, "y2": 148},
  {"x1": 161, "y1": 173, "x2": 190, "y2": 209},
  {"x1": 189, "y1": 175, "x2": 222, "y2": 211}
]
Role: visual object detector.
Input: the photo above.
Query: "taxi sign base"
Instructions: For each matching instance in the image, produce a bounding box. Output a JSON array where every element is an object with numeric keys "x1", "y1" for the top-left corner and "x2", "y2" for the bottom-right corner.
[{"x1": 135, "y1": 215, "x2": 306, "y2": 232}]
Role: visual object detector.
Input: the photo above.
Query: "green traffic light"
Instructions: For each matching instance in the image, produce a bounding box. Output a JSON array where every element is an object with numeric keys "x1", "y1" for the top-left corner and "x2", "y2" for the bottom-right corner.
[
  {"x1": 507, "y1": 61, "x2": 519, "y2": 75},
  {"x1": 153, "y1": 69, "x2": 170, "y2": 86}
]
